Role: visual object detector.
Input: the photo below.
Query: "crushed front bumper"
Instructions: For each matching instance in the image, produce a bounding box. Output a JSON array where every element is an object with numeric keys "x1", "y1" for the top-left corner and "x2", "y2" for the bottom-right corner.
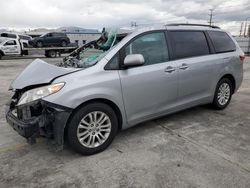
[
  {"x1": 5, "y1": 99, "x2": 72, "y2": 147},
  {"x1": 6, "y1": 108, "x2": 39, "y2": 139}
]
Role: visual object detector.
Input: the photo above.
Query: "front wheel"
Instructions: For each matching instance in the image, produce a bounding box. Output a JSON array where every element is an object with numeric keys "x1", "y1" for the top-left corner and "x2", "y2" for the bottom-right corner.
[
  {"x1": 36, "y1": 41, "x2": 43, "y2": 48},
  {"x1": 67, "y1": 103, "x2": 118, "y2": 155},
  {"x1": 212, "y1": 78, "x2": 233, "y2": 110}
]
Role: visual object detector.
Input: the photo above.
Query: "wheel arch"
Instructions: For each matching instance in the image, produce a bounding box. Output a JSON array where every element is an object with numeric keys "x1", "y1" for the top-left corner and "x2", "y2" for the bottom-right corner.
[
  {"x1": 219, "y1": 74, "x2": 236, "y2": 93},
  {"x1": 64, "y1": 98, "x2": 123, "y2": 138},
  {"x1": 0, "y1": 50, "x2": 4, "y2": 56}
]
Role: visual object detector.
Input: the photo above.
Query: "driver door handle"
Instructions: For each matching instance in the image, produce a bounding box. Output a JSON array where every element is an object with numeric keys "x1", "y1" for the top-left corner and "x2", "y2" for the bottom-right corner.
[{"x1": 165, "y1": 66, "x2": 176, "y2": 73}]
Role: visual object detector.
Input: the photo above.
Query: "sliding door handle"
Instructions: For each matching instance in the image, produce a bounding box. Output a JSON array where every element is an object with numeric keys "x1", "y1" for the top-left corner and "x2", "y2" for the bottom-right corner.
[
  {"x1": 179, "y1": 63, "x2": 188, "y2": 70},
  {"x1": 165, "y1": 66, "x2": 176, "y2": 73}
]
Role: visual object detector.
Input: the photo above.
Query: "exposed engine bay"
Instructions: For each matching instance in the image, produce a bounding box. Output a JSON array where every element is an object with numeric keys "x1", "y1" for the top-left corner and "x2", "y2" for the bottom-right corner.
[{"x1": 59, "y1": 28, "x2": 128, "y2": 68}]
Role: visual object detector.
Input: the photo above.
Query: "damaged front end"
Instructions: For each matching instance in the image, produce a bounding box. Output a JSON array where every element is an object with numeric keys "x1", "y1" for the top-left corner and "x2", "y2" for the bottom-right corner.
[
  {"x1": 5, "y1": 58, "x2": 77, "y2": 148},
  {"x1": 5, "y1": 89, "x2": 72, "y2": 147}
]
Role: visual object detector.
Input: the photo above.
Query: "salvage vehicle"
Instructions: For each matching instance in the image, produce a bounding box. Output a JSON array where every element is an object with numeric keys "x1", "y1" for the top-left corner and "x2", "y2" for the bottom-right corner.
[
  {"x1": 5, "y1": 24, "x2": 244, "y2": 155},
  {"x1": 28, "y1": 32, "x2": 70, "y2": 47}
]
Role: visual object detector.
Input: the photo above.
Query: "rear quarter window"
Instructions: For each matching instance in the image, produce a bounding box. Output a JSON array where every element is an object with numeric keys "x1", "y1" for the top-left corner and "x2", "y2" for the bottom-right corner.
[
  {"x1": 207, "y1": 31, "x2": 236, "y2": 53},
  {"x1": 169, "y1": 31, "x2": 210, "y2": 59}
]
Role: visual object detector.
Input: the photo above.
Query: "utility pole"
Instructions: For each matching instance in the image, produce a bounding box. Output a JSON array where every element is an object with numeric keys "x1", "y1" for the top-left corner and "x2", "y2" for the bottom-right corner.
[
  {"x1": 248, "y1": 24, "x2": 250, "y2": 37},
  {"x1": 239, "y1": 22, "x2": 243, "y2": 36},
  {"x1": 243, "y1": 17, "x2": 250, "y2": 37},
  {"x1": 208, "y1": 9, "x2": 214, "y2": 26}
]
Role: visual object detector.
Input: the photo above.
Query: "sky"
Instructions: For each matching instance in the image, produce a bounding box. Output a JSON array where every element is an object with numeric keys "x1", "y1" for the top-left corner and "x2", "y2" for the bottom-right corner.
[{"x1": 0, "y1": 0, "x2": 250, "y2": 35}]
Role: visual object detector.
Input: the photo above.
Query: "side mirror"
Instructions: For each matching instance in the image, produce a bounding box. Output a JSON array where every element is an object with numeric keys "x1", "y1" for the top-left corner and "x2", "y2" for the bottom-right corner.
[{"x1": 123, "y1": 54, "x2": 145, "y2": 68}]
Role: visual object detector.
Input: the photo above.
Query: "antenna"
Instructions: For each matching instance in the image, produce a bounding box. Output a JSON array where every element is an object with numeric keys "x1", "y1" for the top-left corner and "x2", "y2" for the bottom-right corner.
[{"x1": 208, "y1": 9, "x2": 215, "y2": 26}]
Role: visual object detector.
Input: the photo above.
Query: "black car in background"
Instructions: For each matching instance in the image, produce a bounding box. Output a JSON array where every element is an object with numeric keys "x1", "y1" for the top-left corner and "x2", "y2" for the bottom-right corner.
[{"x1": 29, "y1": 32, "x2": 70, "y2": 47}]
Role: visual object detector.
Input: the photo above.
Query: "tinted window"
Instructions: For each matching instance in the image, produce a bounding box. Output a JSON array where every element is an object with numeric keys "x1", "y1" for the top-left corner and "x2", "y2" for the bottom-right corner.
[
  {"x1": 52, "y1": 33, "x2": 64, "y2": 37},
  {"x1": 169, "y1": 31, "x2": 210, "y2": 59},
  {"x1": 125, "y1": 32, "x2": 169, "y2": 66},
  {"x1": 1, "y1": 33, "x2": 8, "y2": 37},
  {"x1": 1, "y1": 33, "x2": 16, "y2": 39},
  {"x1": 208, "y1": 31, "x2": 236, "y2": 53}
]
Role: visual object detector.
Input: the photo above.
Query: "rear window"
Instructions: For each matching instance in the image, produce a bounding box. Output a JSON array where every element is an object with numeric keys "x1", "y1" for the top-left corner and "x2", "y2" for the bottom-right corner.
[
  {"x1": 208, "y1": 31, "x2": 236, "y2": 53},
  {"x1": 0, "y1": 33, "x2": 17, "y2": 39},
  {"x1": 169, "y1": 31, "x2": 210, "y2": 59}
]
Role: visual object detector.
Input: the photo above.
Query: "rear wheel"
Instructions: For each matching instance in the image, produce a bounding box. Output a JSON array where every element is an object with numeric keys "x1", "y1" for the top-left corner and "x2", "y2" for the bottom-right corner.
[
  {"x1": 46, "y1": 50, "x2": 57, "y2": 58},
  {"x1": 61, "y1": 40, "x2": 67, "y2": 47},
  {"x1": 212, "y1": 78, "x2": 232, "y2": 110},
  {"x1": 67, "y1": 103, "x2": 118, "y2": 155}
]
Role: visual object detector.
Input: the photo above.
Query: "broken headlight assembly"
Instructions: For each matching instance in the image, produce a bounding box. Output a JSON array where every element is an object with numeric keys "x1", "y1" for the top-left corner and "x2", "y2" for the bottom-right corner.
[{"x1": 17, "y1": 82, "x2": 65, "y2": 106}]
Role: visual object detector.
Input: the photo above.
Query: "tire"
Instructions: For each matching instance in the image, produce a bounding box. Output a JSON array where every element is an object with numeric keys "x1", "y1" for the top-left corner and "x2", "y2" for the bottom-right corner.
[
  {"x1": 61, "y1": 40, "x2": 67, "y2": 47},
  {"x1": 0, "y1": 53, "x2": 2, "y2": 60},
  {"x1": 36, "y1": 41, "x2": 43, "y2": 48},
  {"x1": 67, "y1": 102, "x2": 118, "y2": 155},
  {"x1": 212, "y1": 78, "x2": 233, "y2": 110},
  {"x1": 47, "y1": 50, "x2": 57, "y2": 58}
]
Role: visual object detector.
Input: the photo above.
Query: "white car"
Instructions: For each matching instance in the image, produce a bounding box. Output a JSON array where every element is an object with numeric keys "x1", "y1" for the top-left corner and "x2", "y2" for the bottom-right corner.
[
  {"x1": 0, "y1": 38, "x2": 22, "y2": 58},
  {"x1": 0, "y1": 32, "x2": 32, "y2": 47}
]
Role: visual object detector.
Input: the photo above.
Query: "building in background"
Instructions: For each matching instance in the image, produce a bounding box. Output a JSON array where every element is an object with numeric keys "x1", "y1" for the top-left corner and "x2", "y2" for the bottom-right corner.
[
  {"x1": 56, "y1": 27, "x2": 101, "y2": 46},
  {"x1": 235, "y1": 36, "x2": 250, "y2": 54},
  {"x1": 3, "y1": 26, "x2": 101, "y2": 47}
]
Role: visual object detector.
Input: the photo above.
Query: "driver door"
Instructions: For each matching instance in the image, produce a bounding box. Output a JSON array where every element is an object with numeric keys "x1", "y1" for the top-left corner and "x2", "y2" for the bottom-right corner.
[{"x1": 119, "y1": 32, "x2": 179, "y2": 125}]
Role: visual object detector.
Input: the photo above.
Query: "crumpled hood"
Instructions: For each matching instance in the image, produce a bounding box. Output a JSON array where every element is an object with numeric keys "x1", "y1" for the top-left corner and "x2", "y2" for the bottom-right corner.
[{"x1": 10, "y1": 59, "x2": 78, "y2": 90}]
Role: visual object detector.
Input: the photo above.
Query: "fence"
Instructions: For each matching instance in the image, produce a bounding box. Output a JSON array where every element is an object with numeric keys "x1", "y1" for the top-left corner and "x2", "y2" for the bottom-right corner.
[{"x1": 234, "y1": 37, "x2": 250, "y2": 54}]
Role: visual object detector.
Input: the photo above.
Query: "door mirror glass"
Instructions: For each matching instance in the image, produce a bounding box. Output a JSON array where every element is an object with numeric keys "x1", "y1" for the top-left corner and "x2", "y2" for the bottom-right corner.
[{"x1": 123, "y1": 54, "x2": 145, "y2": 68}]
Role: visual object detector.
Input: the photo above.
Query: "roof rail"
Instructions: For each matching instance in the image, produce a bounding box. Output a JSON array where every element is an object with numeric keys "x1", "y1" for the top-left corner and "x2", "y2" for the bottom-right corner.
[{"x1": 166, "y1": 23, "x2": 220, "y2": 29}]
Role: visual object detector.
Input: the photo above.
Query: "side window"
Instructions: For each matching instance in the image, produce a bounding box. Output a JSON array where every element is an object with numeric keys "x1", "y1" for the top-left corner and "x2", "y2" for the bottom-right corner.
[
  {"x1": 169, "y1": 31, "x2": 210, "y2": 59},
  {"x1": 105, "y1": 55, "x2": 119, "y2": 70},
  {"x1": 8, "y1": 34, "x2": 17, "y2": 39},
  {"x1": 208, "y1": 31, "x2": 236, "y2": 53},
  {"x1": 4, "y1": 40, "x2": 16, "y2": 46},
  {"x1": 1, "y1": 33, "x2": 8, "y2": 37},
  {"x1": 125, "y1": 32, "x2": 169, "y2": 66},
  {"x1": 0, "y1": 33, "x2": 16, "y2": 38}
]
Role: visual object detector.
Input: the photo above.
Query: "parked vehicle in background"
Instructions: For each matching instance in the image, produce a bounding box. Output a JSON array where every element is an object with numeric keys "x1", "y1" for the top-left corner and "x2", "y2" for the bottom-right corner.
[
  {"x1": 5, "y1": 24, "x2": 244, "y2": 155},
  {"x1": 28, "y1": 32, "x2": 70, "y2": 47},
  {"x1": 0, "y1": 32, "x2": 32, "y2": 47},
  {"x1": 0, "y1": 38, "x2": 77, "y2": 59}
]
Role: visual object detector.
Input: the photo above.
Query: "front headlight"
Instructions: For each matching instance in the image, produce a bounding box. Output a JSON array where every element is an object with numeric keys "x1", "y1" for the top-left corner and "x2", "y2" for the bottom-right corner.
[{"x1": 17, "y1": 82, "x2": 65, "y2": 106}]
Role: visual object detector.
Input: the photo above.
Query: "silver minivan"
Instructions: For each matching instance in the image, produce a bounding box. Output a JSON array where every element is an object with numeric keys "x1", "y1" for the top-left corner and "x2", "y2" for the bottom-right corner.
[{"x1": 5, "y1": 24, "x2": 245, "y2": 154}]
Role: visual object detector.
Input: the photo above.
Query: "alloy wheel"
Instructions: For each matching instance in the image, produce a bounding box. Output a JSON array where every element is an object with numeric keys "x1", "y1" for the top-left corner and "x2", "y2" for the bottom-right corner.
[
  {"x1": 77, "y1": 111, "x2": 111, "y2": 148},
  {"x1": 217, "y1": 83, "x2": 230, "y2": 106}
]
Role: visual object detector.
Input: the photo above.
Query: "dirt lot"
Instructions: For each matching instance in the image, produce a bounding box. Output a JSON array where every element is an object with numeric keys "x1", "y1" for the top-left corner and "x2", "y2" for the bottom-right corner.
[{"x1": 0, "y1": 56, "x2": 250, "y2": 188}]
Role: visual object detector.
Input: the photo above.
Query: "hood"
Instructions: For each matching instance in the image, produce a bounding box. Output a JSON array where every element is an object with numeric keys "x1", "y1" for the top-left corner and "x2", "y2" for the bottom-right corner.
[{"x1": 10, "y1": 59, "x2": 78, "y2": 90}]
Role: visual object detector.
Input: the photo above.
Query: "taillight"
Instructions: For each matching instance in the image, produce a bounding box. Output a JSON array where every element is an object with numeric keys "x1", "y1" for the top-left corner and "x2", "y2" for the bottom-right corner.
[{"x1": 239, "y1": 55, "x2": 245, "y2": 62}]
